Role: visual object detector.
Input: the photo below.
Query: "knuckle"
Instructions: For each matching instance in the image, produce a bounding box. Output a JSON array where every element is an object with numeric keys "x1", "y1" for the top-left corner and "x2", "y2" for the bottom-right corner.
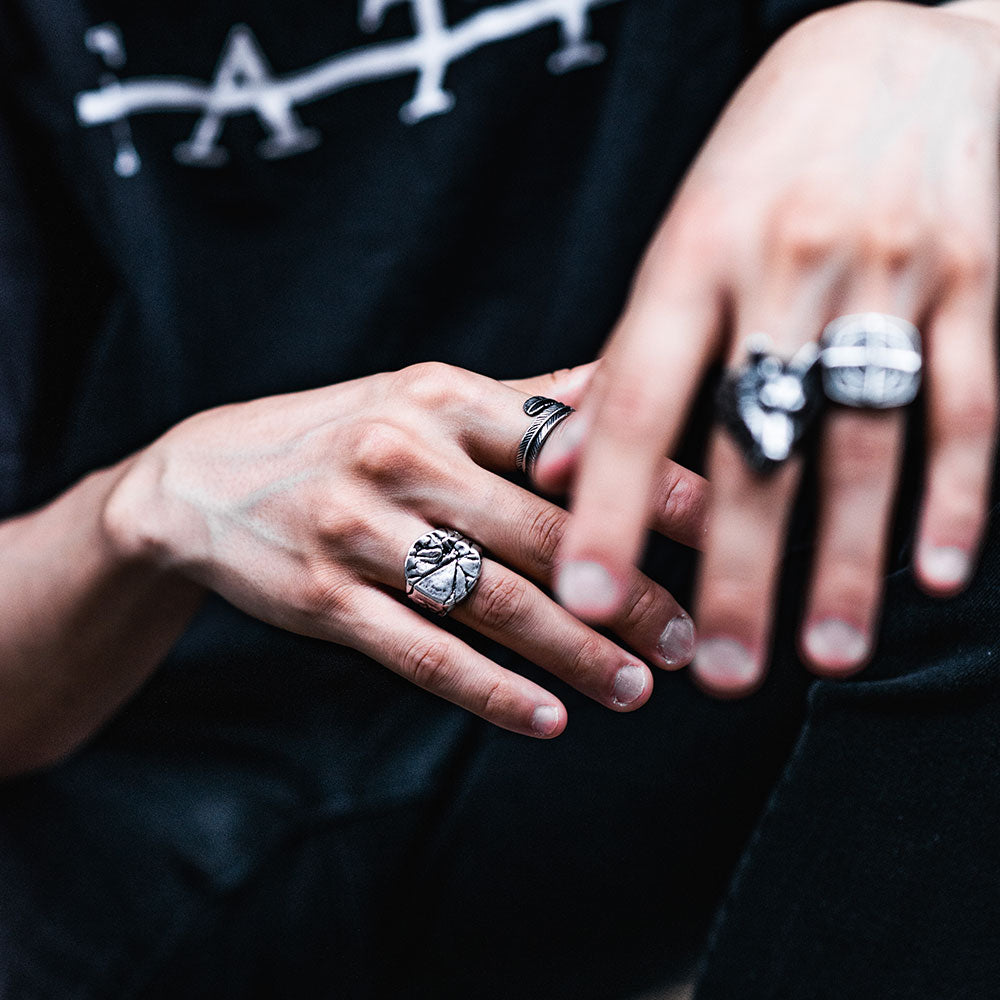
[
  {"x1": 315, "y1": 502, "x2": 373, "y2": 549},
  {"x1": 767, "y1": 190, "x2": 845, "y2": 267},
  {"x1": 567, "y1": 632, "x2": 609, "y2": 682},
  {"x1": 775, "y1": 219, "x2": 843, "y2": 269},
  {"x1": 702, "y1": 577, "x2": 761, "y2": 633},
  {"x1": 398, "y1": 361, "x2": 466, "y2": 410},
  {"x1": 931, "y1": 487, "x2": 981, "y2": 539},
  {"x1": 398, "y1": 637, "x2": 452, "y2": 690},
  {"x1": 859, "y1": 222, "x2": 922, "y2": 271},
  {"x1": 619, "y1": 577, "x2": 663, "y2": 636},
  {"x1": 596, "y1": 381, "x2": 664, "y2": 438},
  {"x1": 657, "y1": 471, "x2": 706, "y2": 532},
  {"x1": 824, "y1": 419, "x2": 899, "y2": 486},
  {"x1": 938, "y1": 232, "x2": 994, "y2": 288},
  {"x1": 477, "y1": 677, "x2": 509, "y2": 721},
  {"x1": 935, "y1": 384, "x2": 998, "y2": 444},
  {"x1": 298, "y1": 565, "x2": 356, "y2": 621},
  {"x1": 524, "y1": 504, "x2": 566, "y2": 574},
  {"x1": 852, "y1": 192, "x2": 929, "y2": 268},
  {"x1": 349, "y1": 420, "x2": 419, "y2": 481},
  {"x1": 473, "y1": 575, "x2": 531, "y2": 634},
  {"x1": 817, "y1": 558, "x2": 879, "y2": 610}
]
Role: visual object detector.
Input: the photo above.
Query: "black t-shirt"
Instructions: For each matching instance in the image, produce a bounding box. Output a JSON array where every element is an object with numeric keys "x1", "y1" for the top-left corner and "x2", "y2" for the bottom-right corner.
[{"x1": 0, "y1": 0, "x2": 942, "y2": 964}]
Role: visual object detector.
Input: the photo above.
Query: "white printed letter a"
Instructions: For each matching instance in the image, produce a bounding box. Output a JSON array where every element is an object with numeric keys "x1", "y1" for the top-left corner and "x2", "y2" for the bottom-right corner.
[{"x1": 175, "y1": 25, "x2": 320, "y2": 167}]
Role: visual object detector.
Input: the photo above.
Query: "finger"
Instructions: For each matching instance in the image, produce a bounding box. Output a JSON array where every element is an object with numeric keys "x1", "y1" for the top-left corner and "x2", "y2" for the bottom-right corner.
[
  {"x1": 529, "y1": 410, "x2": 586, "y2": 492},
  {"x1": 348, "y1": 586, "x2": 568, "y2": 738},
  {"x1": 532, "y1": 413, "x2": 710, "y2": 550},
  {"x1": 435, "y1": 371, "x2": 576, "y2": 473},
  {"x1": 692, "y1": 263, "x2": 832, "y2": 696},
  {"x1": 392, "y1": 363, "x2": 581, "y2": 475},
  {"x1": 452, "y1": 560, "x2": 653, "y2": 712},
  {"x1": 363, "y1": 515, "x2": 655, "y2": 711},
  {"x1": 502, "y1": 361, "x2": 598, "y2": 408},
  {"x1": 404, "y1": 367, "x2": 710, "y2": 550},
  {"x1": 797, "y1": 260, "x2": 924, "y2": 672},
  {"x1": 800, "y1": 406, "x2": 905, "y2": 675},
  {"x1": 425, "y1": 469, "x2": 697, "y2": 668},
  {"x1": 916, "y1": 277, "x2": 999, "y2": 596},
  {"x1": 692, "y1": 435, "x2": 801, "y2": 697},
  {"x1": 555, "y1": 287, "x2": 723, "y2": 620}
]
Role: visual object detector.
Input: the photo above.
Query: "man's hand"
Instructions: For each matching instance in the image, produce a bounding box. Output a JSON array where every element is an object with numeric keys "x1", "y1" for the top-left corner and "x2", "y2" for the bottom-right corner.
[
  {"x1": 547, "y1": 1, "x2": 1000, "y2": 695},
  {"x1": 104, "y1": 362, "x2": 706, "y2": 738}
]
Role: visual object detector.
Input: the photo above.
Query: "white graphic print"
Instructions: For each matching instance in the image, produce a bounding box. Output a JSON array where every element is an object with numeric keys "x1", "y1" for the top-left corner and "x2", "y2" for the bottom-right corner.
[
  {"x1": 75, "y1": 0, "x2": 622, "y2": 175},
  {"x1": 84, "y1": 24, "x2": 142, "y2": 176}
]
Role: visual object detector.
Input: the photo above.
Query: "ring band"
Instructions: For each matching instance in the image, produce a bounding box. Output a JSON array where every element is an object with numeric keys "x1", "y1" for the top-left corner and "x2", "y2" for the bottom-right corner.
[
  {"x1": 819, "y1": 313, "x2": 922, "y2": 409},
  {"x1": 516, "y1": 396, "x2": 575, "y2": 476},
  {"x1": 404, "y1": 528, "x2": 483, "y2": 615}
]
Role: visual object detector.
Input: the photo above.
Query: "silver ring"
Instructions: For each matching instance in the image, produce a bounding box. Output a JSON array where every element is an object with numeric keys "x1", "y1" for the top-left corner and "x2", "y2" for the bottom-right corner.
[
  {"x1": 404, "y1": 528, "x2": 483, "y2": 615},
  {"x1": 515, "y1": 396, "x2": 575, "y2": 476},
  {"x1": 716, "y1": 334, "x2": 822, "y2": 475},
  {"x1": 819, "y1": 312, "x2": 922, "y2": 409}
]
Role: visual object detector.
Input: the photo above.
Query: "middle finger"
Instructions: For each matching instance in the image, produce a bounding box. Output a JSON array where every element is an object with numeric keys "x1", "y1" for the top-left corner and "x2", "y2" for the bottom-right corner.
[
  {"x1": 426, "y1": 466, "x2": 698, "y2": 670},
  {"x1": 692, "y1": 266, "x2": 835, "y2": 696}
]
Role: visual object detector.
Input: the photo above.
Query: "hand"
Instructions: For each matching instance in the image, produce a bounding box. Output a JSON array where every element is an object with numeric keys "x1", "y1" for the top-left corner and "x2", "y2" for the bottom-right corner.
[
  {"x1": 104, "y1": 362, "x2": 707, "y2": 736},
  {"x1": 547, "y1": 1, "x2": 1000, "y2": 695}
]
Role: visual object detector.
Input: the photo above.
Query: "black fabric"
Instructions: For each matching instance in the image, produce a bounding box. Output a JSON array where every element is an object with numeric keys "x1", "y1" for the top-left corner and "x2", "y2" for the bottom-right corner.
[{"x1": 694, "y1": 498, "x2": 1000, "y2": 1000}]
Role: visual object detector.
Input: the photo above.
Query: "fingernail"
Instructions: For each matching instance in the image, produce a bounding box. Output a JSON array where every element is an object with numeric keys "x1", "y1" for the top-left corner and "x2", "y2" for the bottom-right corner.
[
  {"x1": 556, "y1": 561, "x2": 618, "y2": 616},
  {"x1": 692, "y1": 639, "x2": 759, "y2": 691},
  {"x1": 921, "y1": 545, "x2": 971, "y2": 589},
  {"x1": 612, "y1": 663, "x2": 649, "y2": 708},
  {"x1": 657, "y1": 613, "x2": 696, "y2": 667},
  {"x1": 531, "y1": 705, "x2": 561, "y2": 737},
  {"x1": 803, "y1": 619, "x2": 869, "y2": 669},
  {"x1": 538, "y1": 414, "x2": 585, "y2": 468}
]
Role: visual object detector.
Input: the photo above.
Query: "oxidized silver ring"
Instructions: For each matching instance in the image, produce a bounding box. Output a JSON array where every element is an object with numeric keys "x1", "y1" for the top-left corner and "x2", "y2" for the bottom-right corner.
[
  {"x1": 716, "y1": 334, "x2": 823, "y2": 475},
  {"x1": 516, "y1": 396, "x2": 575, "y2": 476},
  {"x1": 404, "y1": 528, "x2": 483, "y2": 615},
  {"x1": 819, "y1": 313, "x2": 922, "y2": 409}
]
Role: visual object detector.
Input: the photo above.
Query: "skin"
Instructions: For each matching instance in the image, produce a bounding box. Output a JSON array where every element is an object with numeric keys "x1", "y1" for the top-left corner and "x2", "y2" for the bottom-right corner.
[
  {"x1": 549, "y1": 0, "x2": 1000, "y2": 696},
  {"x1": 0, "y1": 361, "x2": 706, "y2": 777}
]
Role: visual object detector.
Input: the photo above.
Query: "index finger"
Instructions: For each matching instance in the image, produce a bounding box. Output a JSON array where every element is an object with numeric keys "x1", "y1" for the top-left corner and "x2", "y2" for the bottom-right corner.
[{"x1": 555, "y1": 283, "x2": 722, "y2": 621}]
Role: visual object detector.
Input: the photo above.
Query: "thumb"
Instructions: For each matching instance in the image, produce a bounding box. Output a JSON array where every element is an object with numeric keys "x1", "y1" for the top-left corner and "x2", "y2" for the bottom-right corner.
[{"x1": 502, "y1": 360, "x2": 599, "y2": 409}]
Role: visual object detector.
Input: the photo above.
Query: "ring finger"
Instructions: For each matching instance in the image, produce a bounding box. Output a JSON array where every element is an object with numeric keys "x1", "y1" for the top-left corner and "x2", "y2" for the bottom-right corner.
[{"x1": 800, "y1": 275, "x2": 921, "y2": 675}]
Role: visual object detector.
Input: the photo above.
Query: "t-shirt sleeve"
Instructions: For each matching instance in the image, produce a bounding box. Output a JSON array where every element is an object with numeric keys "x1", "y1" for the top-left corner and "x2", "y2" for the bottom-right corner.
[{"x1": 0, "y1": 104, "x2": 44, "y2": 517}]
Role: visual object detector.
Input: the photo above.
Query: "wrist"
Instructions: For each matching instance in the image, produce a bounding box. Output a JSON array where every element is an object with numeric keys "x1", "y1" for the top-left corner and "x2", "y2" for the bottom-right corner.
[{"x1": 100, "y1": 449, "x2": 188, "y2": 576}]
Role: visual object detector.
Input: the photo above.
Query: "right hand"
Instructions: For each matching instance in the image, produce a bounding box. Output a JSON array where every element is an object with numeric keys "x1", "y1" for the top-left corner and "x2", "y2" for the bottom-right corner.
[{"x1": 104, "y1": 362, "x2": 707, "y2": 738}]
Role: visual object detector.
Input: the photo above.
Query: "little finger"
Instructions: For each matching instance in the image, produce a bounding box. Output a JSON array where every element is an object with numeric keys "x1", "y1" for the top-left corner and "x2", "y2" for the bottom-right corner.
[{"x1": 349, "y1": 586, "x2": 568, "y2": 738}]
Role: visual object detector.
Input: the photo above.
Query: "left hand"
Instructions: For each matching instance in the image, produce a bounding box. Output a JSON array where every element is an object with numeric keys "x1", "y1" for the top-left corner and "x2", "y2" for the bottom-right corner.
[{"x1": 542, "y1": 0, "x2": 1000, "y2": 695}]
